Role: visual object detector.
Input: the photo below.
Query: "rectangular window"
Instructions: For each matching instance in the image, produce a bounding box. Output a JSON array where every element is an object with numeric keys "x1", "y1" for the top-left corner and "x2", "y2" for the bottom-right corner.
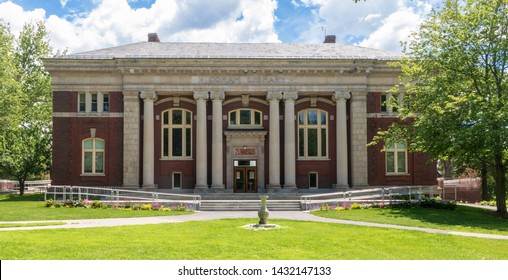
[
  {"x1": 298, "y1": 128, "x2": 305, "y2": 157},
  {"x1": 84, "y1": 152, "x2": 93, "y2": 173},
  {"x1": 172, "y1": 128, "x2": 182, "y2": 156},
  {"x1": 309, "y1": 172, "x2": 318, "y2": 189},
  {"x1": 240, "y1": 110, "x2": 251, "y2": 125},
  {"x1": 321, "y1": 128, "x2": 327, "y2": 157},
  {"x1": 103, "y1": 94, "x2": 109, "y2": 112},
  {"x1": 386, "y1": 141, "x2": 407, "y2": 175},
  {"x1": 79, "y1": 94, "x2": 86, "y2": 112},
  {"x1": 172, "y1": 172, "x2": 182, "y2": 189},
  {"x1": 381, "y1": 94, "x2": 387, "y2": 113},
  {"x1": 82, "y1": 138, "x2": 105, "y2": 175},
  {"x1": 79, "y1": 92, "x2": 110, "y2": 113},
  {"x1": 162, "y1": 109, "x2": 192, "y2": 159},
  {"x1": 91, "y1": 94, "x2": 98, "y2": 112},
  {"x1": 307, "y1": 128, "x2": 318, "y2": 157},
  {"x1": 185, "y1": 128, "x2": 191, "y2": 157}
]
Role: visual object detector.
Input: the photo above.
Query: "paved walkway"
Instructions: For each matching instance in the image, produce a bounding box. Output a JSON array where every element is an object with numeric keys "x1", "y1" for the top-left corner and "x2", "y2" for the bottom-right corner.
[{"x1": 1, "y1": 210, "x2": 507, "y2": 240}]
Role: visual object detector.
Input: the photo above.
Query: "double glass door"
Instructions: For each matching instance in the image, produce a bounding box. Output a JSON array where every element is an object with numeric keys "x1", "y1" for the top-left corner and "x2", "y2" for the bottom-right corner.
[{"x1": 234, "y1": 160, "x2": 257, "y2": 193}]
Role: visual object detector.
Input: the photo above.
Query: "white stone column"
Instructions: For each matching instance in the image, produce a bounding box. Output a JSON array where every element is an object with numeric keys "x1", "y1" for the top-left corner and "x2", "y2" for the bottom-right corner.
[
  {"x1": 267, "y1": 91, "x2": 282, "y2": 191},
  {"x1": 194, "y1": 91, "x2": 209, "y2": 192},
  {"x1": 283, "y1": 91, "x2": 298, "y2": 190},
  {"x1": 210, "y1": 91, "x2": 225, "y2": 191},
  {"x1": 85, "y1": 92, "x2": 92, "y2": 113},
  {"x1": 140, "y1": 91, "x2": 157, "y2": 188},
  {"x1": 333, "y1": 91, "x2": 350, "y2": 188},
  {"x1": 97, "y1": 91, "x2": 104, "y2": 113},
  {"x1": 122, "y1": 91, "x2": 140, "y2": 188},
  {"x1": 350, "y1": 91, "x2": 369, "y2": 187}
]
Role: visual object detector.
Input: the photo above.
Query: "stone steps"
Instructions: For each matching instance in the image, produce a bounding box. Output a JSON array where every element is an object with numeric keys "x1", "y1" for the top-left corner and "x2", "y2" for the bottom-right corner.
[{"x1": 199, "y1": 200, "x2": 302, "y2": 211}]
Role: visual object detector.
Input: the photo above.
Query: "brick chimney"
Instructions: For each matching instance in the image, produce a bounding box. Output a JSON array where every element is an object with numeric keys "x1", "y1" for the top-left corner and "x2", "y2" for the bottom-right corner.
[
  {"x1": 148, "y1": 33, "x2": 160, "y2": 42},
  {"x1": 323, "y1": 35, "x2": 336, "y2": 43}
]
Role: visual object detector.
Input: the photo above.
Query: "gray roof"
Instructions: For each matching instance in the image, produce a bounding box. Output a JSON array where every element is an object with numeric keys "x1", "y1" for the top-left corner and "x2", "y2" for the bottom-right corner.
[{"x1": 60, "y1": 42, "x2": 401, "y2": 60}]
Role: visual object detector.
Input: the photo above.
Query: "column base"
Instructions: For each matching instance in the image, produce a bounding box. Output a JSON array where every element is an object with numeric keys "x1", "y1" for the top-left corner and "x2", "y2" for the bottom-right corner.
[
  {"x1": 210, "y1": 185, "x2": 225, "y2": 193},
  {"x1": 142, "y1": 184, "x2": 158, "y2": 190},
  {"x1": 333, "y1": 184, "x2": 350, "y2": 192},
  {"x1": 122, "y1": 185, "x2": 141, "y2": 190},
  {"x1": 194, "y1": 185, "x2": 209, "y2": 193},
  {"x1": 266, "y1": 184, "x2": 282, "y2": 192},
  {"x1": 283, "y1": 184, "x2": 298, "y2": 192}
]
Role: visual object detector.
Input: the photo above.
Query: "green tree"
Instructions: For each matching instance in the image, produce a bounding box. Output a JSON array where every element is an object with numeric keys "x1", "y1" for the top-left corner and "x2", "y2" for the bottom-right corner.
[
  {"x1": 0, "y1": 20, "x2": 53, "y2": 195},
  {"x1": 377, "y1": 0, "x2": 508, "y2": 215}
]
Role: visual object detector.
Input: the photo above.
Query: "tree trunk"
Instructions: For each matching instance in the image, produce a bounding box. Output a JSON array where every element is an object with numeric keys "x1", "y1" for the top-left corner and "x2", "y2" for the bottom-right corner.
[
  {"x1": 481, "y1": 162, "x2": 490, "y2": 201},
  {"x1": 18, "y1": 179, "x2": 25, "y2": 196},
  {"x1": 493, "y1": 153, "x2": 507, "y2": 215}
]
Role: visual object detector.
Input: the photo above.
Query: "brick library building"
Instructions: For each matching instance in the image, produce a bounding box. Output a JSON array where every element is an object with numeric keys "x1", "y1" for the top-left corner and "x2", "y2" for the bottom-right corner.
[{"x1": 44, "y1": 34, "x2": 436, "y2": 194}]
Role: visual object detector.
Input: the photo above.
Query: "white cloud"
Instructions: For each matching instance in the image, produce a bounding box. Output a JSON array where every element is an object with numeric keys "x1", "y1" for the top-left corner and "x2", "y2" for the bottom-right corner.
[
  {"x1": 0, "y1": 1, "x2": 46, "y2": 32},
  {"x1": 0, "y1": 0, "x2": 279, "y2": 53},
  {"x1": 292, "y1": 0, "x2": 434, "y2": 51},
  {"x1": 358, "y1": 7, "x2": 422, "y2": 52},
  {"x1": 59, "y1": 0, "x2": 69, "y2": 8}
]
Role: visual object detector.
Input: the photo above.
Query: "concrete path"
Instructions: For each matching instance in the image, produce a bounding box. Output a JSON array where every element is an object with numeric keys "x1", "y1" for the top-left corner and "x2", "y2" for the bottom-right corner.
[{"x1": 1, "y1": 210, "x2": 508, "y2": 240}]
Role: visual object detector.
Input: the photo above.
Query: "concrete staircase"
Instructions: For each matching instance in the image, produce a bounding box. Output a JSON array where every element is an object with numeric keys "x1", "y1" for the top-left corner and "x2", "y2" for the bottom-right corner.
[{"x1": 199, "y1": 193, "x2": 302, "y2": 211}]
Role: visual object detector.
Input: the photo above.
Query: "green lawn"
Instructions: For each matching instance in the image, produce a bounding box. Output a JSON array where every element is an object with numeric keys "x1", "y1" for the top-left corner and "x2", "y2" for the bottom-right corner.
[
  {"x1": 0, "y1": 218, "x2": 507, "y2": 260},
  {"x1": 312, "y1": 205, "x2": 508, "y2": 236},
  {"x1": 0, "y1": 193, "x2": 194, "y2": 221}
]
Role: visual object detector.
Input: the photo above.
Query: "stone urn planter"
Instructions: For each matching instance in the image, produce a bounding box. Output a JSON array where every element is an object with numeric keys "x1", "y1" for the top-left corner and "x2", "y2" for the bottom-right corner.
[{"x1": 258, "y1": 195, "x2": 270, "y2": 225}]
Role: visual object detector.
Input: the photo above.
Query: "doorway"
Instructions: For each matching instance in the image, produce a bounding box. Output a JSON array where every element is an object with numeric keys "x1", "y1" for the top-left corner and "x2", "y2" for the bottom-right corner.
[{"x1": 234, "y1": 160, "x2": 257, "y2": 193}]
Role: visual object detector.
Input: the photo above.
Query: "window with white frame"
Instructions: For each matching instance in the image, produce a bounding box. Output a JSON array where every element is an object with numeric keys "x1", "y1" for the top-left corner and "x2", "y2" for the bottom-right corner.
[
  {"x1": 298, "y1": 109, "x2": 328, "y2": 159},
  {"x1": 309, "y1": 172, "x2": 318, "y2": 189},
  {"x1": 381, "y1": 93, "x2": 400, "y2": 114},
  {"x1": 228, "y1": 109, "x2": 262, "y2": 128},
  {"x1": 172, "y1": 172, "x2": 182, "y2": 189},
  {"x1": 78, "y1": 92, "x2": 110, "y2": 113},
  {"x1": 385, "y1": 141, "x2": 407, "y2": 174},
  {"x1": 82, "y1": 138, "x2": 105, "y2": 174},
  {"x1": 162, "y1": 109, "x2": 192, "y2": 159}
]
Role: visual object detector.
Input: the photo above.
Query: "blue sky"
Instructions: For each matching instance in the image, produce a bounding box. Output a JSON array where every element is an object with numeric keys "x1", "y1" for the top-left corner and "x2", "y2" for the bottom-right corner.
[{"x1": 0, "y1": 0, "x2": 440, "y2": 54}]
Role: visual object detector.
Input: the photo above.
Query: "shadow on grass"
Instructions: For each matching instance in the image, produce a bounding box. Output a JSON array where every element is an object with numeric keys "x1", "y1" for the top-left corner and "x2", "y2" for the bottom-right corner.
[
  {"x1": 0, "y1": 193, "x2": 44, "y2": 202},
  {"x1": 380, "y1": 205, "x2": 508, "y2": 232}
]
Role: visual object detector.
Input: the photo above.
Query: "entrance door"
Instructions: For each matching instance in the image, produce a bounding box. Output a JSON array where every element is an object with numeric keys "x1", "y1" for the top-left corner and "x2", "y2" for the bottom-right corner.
[{"x1": 233, "y1": 160, "x2": 257, "y2": 193}]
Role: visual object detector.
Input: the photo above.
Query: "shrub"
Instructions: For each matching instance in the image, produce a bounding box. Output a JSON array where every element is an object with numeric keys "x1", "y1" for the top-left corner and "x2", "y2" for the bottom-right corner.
[
  {"x1": 351, "y1": 203, "x2": 362, "y2": 210},
  {"x1": 334, "y1": 207, "x2": 345, "y2": 211},
  {"x1": 91, "y1": 200, "x2": 103, "y2": 209},
  {"x1": 174, "y1": 204, "x2": 188, "y2": 211},
  {"x1": 319, "y1": 204, "x2": 330, "y2": 211},
  {"x1": 141, "y1": 204, "x2": 153, "y2": 210}
]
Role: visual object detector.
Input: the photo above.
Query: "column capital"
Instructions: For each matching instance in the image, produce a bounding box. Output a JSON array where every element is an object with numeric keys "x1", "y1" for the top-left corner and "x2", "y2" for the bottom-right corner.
[
  {"x1": 193, "y1": 91, "x2": 209, "y2": 101},
  {"x1": 283, "y1": 91, "x2": 298, "y2": 102},
  {"x1": 210, "y1": 91, "x2": 225, "y2": 101},
  {"x1": 267, "y1": 91, "x2": 282, "y2": 102},
  {"x1": 333, "y1": 91, "x2": 351, "y2": 102},
  {"x1": 140, "y1": 91, "x2": 157, "y2": 101}
]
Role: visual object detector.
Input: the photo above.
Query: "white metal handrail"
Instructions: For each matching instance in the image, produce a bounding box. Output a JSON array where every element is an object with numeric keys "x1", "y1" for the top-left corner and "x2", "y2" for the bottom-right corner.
[
  {"x1": 300, "y1": 185, "x2": 440, "y2": 211},
  {"x1": 45, "y1": 186, "x2": 201, "y2": 210}
]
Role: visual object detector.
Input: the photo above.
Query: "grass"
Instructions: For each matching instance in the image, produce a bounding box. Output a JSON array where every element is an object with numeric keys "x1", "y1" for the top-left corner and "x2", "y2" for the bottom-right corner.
[
  {"x1": 0, "y1": 193, "x2": 194, "y2": 221},
  {"x1": 0, "y1": 222, "x2": 66, "y2": 228},
  {"x1": 0, "y1": 218, "x2": 507, "y2": 260},
  {"x1": 312, "y1": 205, "x2": 508, "y2": 236}
]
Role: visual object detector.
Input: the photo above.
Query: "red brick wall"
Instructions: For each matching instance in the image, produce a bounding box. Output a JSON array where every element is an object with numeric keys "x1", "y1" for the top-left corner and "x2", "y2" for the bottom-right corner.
[
  {"x1": 366, "y1": 92, "x2": 437, "y2": 186},
  {"x1": 51, "y1": 91, "x2": 124, "y2": 186}
]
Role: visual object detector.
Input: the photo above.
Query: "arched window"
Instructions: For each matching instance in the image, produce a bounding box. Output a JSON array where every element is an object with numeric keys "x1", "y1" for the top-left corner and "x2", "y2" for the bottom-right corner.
[
  {"x1": 82, "y1": 138, "x2": 105, "y2": 174},
  {"x1": 228, "y1": 109, "x2": 262, "y2": 128},
  {"x1": 162, "y1": 109, "x2": 192, "y2": 159},
  {"x1": 298, "y1": 109, "x2": 328, "y2": 159},
  {"x1": 385, "y1": 141, "x2": 407, "y2": 174}
]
